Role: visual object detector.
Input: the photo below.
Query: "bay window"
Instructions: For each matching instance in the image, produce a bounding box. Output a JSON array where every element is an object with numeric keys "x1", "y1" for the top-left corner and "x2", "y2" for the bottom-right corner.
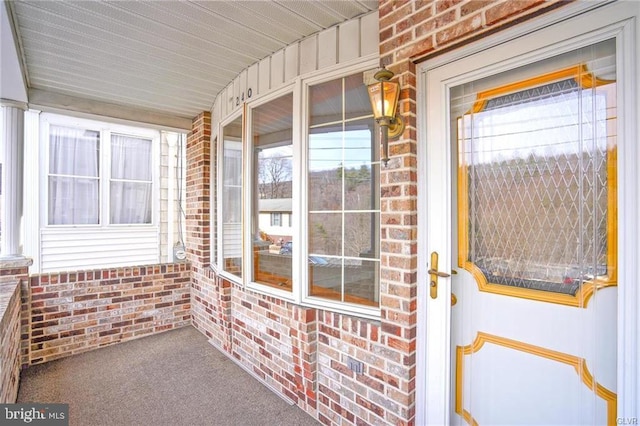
[{"x1": 214, "y1": 65, "x2": 380, "y2": 317}]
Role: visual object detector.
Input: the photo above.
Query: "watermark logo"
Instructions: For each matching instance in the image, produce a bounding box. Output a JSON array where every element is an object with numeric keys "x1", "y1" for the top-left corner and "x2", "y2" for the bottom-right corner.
[
  {"x1": 1, "y1": 404, "x2": 68, "y2": 425},
  {"x1": 618, "y1": 418, "x2": 639, "y2": 425}
]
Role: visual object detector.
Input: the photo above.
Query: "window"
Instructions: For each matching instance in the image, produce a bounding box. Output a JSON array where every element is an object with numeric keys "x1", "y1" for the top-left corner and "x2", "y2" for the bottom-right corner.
[
  {"x1": 215, "y1": 66, "x2": 381, "y2": 317},
  {"x1": 219, "y1": 114, "x2": 243, "y2": 278},
  {"x1": 270, "y1": 213, "x2": 282, "y2": 226},
  {"x1": 250, "y1": 92, "x2": 293, "y2": 292},
  {"x1": 46, "y1": 116, "x2": 157, "y2": 226},
  {"x1": 306, "y1": 73, "x2": 380, "y2": 308}
]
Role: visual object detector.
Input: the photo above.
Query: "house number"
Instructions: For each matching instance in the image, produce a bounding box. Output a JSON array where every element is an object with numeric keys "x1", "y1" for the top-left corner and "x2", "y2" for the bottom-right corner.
[{"x1": 235, "y1": 88, "x2": 253, "y2": 106}]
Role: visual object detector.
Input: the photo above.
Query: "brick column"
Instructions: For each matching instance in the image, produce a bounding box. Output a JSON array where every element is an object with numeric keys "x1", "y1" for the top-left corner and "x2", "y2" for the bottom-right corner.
[
  {"x1": 185, "y1": 112, "x2": 211, "y2": 267},
  {"x1": 291, "y1": 306, "x2": 318, "y2": 414}
]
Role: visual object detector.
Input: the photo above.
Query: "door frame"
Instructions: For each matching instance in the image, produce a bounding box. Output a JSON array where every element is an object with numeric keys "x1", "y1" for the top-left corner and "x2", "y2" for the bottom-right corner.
[{"x1": 415, "y1": 1, "x2": 639, "y2": 424}]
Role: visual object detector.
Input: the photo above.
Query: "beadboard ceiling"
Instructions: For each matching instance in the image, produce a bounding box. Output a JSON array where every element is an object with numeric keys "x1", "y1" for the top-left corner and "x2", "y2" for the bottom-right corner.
[{"x1": 5, "y1": 0, "x2": 378, "y2": 125}]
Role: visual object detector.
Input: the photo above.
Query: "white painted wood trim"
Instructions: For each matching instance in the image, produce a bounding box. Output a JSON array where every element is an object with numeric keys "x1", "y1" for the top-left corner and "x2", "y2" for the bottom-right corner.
[
  {"x1": 22, "y1": 109, "x2": 40, "y2": 271},
  {"x1": 0, "y1": 103, "x2": 25, "y2": 257},
  {"x1": 616, "y1": 8, "x2": 639, "y2": 416}
]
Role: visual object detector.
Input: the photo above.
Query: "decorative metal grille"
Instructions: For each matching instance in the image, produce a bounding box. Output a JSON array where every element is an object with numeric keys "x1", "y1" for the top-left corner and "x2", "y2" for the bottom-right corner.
[{"x1": 459, "y1": 76, "x2": 615, "y2": 296}]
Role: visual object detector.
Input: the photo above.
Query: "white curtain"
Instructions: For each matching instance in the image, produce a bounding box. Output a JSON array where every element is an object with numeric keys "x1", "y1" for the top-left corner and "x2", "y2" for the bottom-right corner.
[
  {"x1": 110, "y1": 134, "x2": 152, "y2": 224},
  {"x1": 48, "y1": 126, "x2": 100, "y2": 224}
]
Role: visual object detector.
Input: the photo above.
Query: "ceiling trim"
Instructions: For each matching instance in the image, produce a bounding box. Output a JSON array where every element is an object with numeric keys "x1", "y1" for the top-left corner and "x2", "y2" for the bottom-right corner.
[{"x1": 28, "y1": 88, "x2": 192, "y2": 131}]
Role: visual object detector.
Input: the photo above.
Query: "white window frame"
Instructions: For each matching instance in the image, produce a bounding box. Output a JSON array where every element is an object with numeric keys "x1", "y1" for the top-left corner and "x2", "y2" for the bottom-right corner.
[
  {"x1": 298, "y1": 61, "x2": 381, "y2": 319},
  {"x1": 215, "y1": 111, "x2": 244, "y2": 284},
  {"x1": 243, "y1": 84, "x2": 298, "y2": 301},
  {"x1": 40, "y1": 113, "x2": 160, "y2": 229}
]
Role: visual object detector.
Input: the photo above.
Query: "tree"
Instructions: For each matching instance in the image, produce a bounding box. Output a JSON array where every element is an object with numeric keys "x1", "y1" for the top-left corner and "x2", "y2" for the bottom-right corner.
[{"x1": 258, "y1": 154, "x2": 292, "y2": 199}]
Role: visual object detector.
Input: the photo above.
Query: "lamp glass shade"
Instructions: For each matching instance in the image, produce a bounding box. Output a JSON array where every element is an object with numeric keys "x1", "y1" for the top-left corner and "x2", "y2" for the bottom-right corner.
[{"x1": 367, "y1": 80, "x2": 400, "y2": 120}]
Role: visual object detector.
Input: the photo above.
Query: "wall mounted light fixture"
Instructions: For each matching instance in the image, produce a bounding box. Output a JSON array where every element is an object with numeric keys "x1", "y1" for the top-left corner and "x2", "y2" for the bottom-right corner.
[{"x1": 367, "y1": 68, "x2": 405, "y2": 166}]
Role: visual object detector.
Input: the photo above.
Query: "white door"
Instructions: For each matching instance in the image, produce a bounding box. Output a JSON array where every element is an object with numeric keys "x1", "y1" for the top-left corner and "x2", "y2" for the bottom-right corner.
[{"x1": 419, "y1": 3, "x2": 639, "y2": 425}]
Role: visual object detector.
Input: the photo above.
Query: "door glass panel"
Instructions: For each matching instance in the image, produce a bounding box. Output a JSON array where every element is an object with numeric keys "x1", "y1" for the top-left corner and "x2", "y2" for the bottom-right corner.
[{"x1": 452, "y1": 39, "x2": 617, "y2": 302}]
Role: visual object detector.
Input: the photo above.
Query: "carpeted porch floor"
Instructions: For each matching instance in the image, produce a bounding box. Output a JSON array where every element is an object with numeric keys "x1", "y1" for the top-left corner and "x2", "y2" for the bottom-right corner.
[{"x1": 17, "y1": 326, "x2": 319, "y2": 426}]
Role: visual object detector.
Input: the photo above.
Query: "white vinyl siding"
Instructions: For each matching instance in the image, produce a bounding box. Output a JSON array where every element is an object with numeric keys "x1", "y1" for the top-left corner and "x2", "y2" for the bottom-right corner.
[
  {"x1": 40, "y1": 227, "x2": 159, "y2": 273},
  {"x1": 34, "y1": 112, "x2": 164, "y2": 273}
]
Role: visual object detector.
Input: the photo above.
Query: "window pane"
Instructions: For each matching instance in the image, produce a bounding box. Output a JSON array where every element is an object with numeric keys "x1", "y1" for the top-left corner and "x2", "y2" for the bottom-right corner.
[
  {"x1": 111, "y1": 134, "x2": 152, "y2": 180},
  {"x1": 344, "y1": 212, "x2": 379, "y2": 258},
  {"x1": 309, "y1": 212, "x2": 341, "y2": 256},
  {"x1": 309, "y1": 128, "x2": 343, "y2": 211},
  {"x1": 110, "y1": 134, "x2": 153, "y2": 224},
  {"x1": 345, "y1": 73, "x2": 372, "y2": 120},
  {"x1": 48, "y1": 177, "x2": 99, "y2": 224},
  {"x1": 310, "y1": 79, "x2": 342, "y2": 127},
  {"x1": 252, "y1": 93, "x2": 293, "y2": 291},
  {"x1": 110, "y1": 181, "x2": 152, "y2": 224},
  {"x1": 344, "y1": 259, "x2": 378, "y2": 306},
  {"x1": 222, "y1": 115, "x2": 243, "y2": 278},
  {"x1": 49, "y1": 126, "x2": 99, "y2": 177},
  {"x1": 48, "y1": 126, "x2": 100, "y2": 225}
]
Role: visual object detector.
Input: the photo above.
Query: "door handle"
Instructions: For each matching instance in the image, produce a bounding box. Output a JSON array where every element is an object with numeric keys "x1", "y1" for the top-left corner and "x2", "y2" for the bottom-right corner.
[
  {"x1": 428, "y1": 251, "x2": 453, "y2": 299},
  {"x1": 427, "y1": 269, "x2": 451, "y2": 278}
]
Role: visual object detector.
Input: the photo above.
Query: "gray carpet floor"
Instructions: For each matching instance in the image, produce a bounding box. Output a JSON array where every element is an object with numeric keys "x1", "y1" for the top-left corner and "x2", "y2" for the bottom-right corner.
[{"x1": 17, "y1": 326, "x2": 319, "y2": 426}]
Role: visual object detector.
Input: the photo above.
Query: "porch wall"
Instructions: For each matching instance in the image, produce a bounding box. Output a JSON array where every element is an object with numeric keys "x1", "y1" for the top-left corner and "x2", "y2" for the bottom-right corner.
[
  {"x1": 24, "y1": 263, "x2": 191, "y2": 366},
  {"x1": 0, "y1": 266, "x2": 23, "y2": 403},
  {"x1": 186, "y1": 1, "x2": 572, "y2": 425}
]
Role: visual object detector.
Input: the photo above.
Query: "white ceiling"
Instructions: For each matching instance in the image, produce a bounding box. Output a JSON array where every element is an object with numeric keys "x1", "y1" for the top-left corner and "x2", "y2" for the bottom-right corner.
[{"x1": 3, "y1": 0, "x2": 378, "y2": 124}]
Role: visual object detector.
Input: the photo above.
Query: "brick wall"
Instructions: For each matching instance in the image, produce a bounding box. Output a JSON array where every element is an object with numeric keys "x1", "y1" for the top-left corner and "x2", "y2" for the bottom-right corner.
[
  {"x1": 185, "y1": 112, "x2": 211, "y2": 268},
  {"x1": 26, "y1": 263, "x2": 191, "y2": 365},
  {"x1": 0, "y1": 259, "x2": 32, "y2": 402},
  {"x1": 0, "y1": 281, "x2": 21, "y2": 403}
]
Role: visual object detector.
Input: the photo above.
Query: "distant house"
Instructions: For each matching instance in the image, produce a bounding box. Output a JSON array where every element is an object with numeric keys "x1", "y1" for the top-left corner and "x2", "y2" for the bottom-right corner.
[{"x1": 258, "y1": 198, "x2": 292, "y2": 243}]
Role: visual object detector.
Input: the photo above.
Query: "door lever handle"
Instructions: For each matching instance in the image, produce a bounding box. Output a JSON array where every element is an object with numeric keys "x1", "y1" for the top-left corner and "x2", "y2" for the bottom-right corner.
[
  {"x1": 427, "y1": 269, "x2": 450, "y2": 278},
  {"x1": 428, "y1": 251, "x2": 453, "y2": 299}
]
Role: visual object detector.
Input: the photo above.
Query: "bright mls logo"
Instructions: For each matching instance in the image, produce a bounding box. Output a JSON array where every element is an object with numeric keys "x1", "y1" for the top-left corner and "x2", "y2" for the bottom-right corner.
[{"x1": 1, "y1": 404, "x2": 68, "y2": 425}]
